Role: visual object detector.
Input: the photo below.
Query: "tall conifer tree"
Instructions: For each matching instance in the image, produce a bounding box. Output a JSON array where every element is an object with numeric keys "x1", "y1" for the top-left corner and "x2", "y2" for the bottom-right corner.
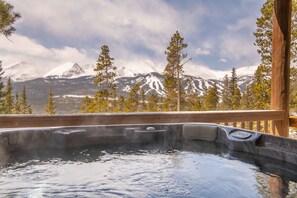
[
  {"x1": 118, "y1": 95, "x2": 126, "y2": 112},
  {"x1": 125, "y1": 83, "x2": 140, "y2": 112},
  {"x1": 254, "y1": 0, "x2": 297, "y2": 66},
  {"x1": 20, "y1": 86, "x2": 31, "y2": 114},
  {"x1": 111, "y1": 87, "x2": 118, "y2": 112},
  {"x1": 80, "y1": 96, "x2": 93, "y2": 113},
  {"x1": 204, "y1": 83, "x2": 219, "y2": 110},
  {"x1": 185, "y1": 91, "x2": 203, "y2": 111},
  {"x1": 93, "y1": 45, "x2": 117, "y2": 111},
  {"x1": 221, "y1": 75, "x2": 231, "y2": 109},
  {"x1": 4, "y1": 77, "x2": 13, "y2": 114},
  {"x1": 147, "y1": 93, "x2": 159, "y2": 112},
  {"x1": 0, "y1": 61, "x2": 5, "y2": 113},
  {"x1": 45, "y1": 88, "x2": 56, "y2": 114},
  {"x1": 253, "y1": 0, "x2": 297, "y2": 110},
  {"x1": 241, "y1": 85, "x2": 254, "y2": 110},
  {"x1": 163, "y1": 31, "x2": 188, "y2": 111},
  {"x1": 140, "y1": 88, "x2": 147, "y2": 112},
  {"x1": 229, "y1": 68, "x2": 241, "y2": 109},
  {"x1": 0, "y1": 0, "x2": 21, "y2": 37},
  {"x1": 13, "y1": 92, "x2": 20, "y2": 114},
  {"x1": 250, "y1": 65, "x2": 271, "y2": 109}
]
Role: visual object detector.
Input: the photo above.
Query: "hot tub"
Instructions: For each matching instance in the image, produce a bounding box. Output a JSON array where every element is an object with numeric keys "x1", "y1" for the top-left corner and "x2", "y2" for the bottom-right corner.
[{"x1": 0, "y1": 123, "x2": 297, "y2": 197}]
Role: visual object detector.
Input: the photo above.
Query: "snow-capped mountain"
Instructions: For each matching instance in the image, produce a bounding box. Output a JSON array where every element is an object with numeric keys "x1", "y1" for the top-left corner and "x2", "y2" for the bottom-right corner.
[
  {"x1": 43, "y1": 62, "x2": 85, "y2": 79},
  {"x1": 3, "y1": 61, "x2": 42, "y2": 82},
  {"x1": 3, "y1": 60, "x2": 257, "y2": 113},
  {"x1": 117, "y1": 66, "x2": 135, "y2": 77},
  {"x1": 81, "y1": 64, "x2": 96, "y2": 76},
  {"x1": 12, "y1": 71, "x2": 253, "y2": 113},
  {"x1": 3, "y1": 61, "x2": 258, "y2": 82},
  {"x1": 42, "y1": 63, "x2": 146, "y2": 80},
  {"x1": 116, "y1": 72, "x2": 249, "y2": 98}
]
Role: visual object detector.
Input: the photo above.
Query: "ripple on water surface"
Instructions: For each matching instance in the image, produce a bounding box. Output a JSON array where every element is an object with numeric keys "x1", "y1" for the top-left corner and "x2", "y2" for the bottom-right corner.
[{"x1": 0, "y1": 141, "x2": 297, "y2": 197}]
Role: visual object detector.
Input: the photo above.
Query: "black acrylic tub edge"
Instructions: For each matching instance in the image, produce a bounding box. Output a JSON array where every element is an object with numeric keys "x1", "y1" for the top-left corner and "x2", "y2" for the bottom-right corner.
[{"x1": 0, "y1": 123, "x2": 297, "y2": 166}]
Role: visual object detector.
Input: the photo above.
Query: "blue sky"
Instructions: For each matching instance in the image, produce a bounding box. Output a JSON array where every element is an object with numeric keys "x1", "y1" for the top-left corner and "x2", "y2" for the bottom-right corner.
[{"x1": 1, "y1": 0, "x2": 265, "y2": 74}]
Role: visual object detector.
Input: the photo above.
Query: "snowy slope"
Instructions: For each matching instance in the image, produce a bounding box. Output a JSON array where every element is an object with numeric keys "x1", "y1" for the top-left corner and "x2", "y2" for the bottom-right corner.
[
  {"x1": 236, "y1": 65, "x2": 258, "y2": 76},
  {"x1": 121, "y1": 59, "x2": 158, "y2": 75},
  {"x1": 116, "y1": 72, "x2": 227, "y2": 97},
  {"x1": 117, "y1": 66, "x2": 135, "y2": 77},
  {"x1": 43, "y1": 62, "x2": 85, "y2": 79},
  {"x1": 184, "y1": 64, "x2": 228, "y2": 80},
  {"x1": 3, "y1": 61, "x2": 42, "y2": 82},
  {"x1": 81, "y1": 64, "x2": 95, "y2": 76},
  {"x1": 3, "y1": 60, "x2": 258, "y2": 83}
]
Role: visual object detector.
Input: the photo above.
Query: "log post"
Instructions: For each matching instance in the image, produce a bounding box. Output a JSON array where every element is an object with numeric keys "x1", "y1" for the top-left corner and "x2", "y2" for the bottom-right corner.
[{"x1": 271, "y1": 0, "x2": 292, "y2": 137}]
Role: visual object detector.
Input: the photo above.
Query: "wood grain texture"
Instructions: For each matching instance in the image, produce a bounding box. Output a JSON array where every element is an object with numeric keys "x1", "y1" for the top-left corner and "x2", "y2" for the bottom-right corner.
[
  {"x1": 271, "y1": 0, "x2": 292, "y2": 137},
  {"x1": 0, "y1": 110, "x2": 285, "y2": 128}
]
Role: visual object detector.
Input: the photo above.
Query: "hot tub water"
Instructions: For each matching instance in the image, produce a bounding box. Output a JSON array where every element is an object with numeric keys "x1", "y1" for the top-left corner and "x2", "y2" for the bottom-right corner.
[{"x1": 0, "y1": 141, "x2": 296, "y2": 197}]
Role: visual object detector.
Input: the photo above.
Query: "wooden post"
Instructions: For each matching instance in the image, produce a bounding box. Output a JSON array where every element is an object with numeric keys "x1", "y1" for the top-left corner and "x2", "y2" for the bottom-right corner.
[
  {"x1": 264, "y1": 120, "x2": 268, "y2": 133},
  {"x1": 271, "y1": 0, "x2": 292, "y2": 137}
]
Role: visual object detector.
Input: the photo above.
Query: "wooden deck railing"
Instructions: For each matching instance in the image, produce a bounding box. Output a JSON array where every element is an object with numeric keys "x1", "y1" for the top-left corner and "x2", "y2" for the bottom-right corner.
[{"x1": 0, "y1": 110, "x2": 288, "y2": 135}]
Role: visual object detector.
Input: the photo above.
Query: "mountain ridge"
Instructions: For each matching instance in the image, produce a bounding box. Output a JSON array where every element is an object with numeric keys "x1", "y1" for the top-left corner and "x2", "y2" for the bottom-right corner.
[
  {"x1": 2, "y1": 61, "x2": 255, "y2": 113},
  {"x1": 11, "y1": 72, "x2": 253, "y2": 114},
  {"x1": 3, "y1": 61, "x2": 257, "y2": 82}
]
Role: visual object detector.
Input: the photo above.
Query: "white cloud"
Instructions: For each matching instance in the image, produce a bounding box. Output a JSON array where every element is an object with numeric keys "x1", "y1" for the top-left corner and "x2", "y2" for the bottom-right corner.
[
  {"x1": 3, "y1": 0, "x2": 261, "y2": 74},
  {"x1": 10, "y1": 0, "x2": 208, "y2": 56},
  {"x1": 10, "y1": 0, "x2": 181, "y2": 53},
  {"x1": 218, "y1": 34, "x2": 258, "y2": 63},
  {"x1": 227, "y1": 17, "x2": 257, "y2": 32},
  {"x1": 219, "y1": 58, "x2": 227, "y2": 63},
  {"x1": 195, "y1": 48, "x2": 210, "y2": 55},
  {"x1": 0, "y1": 34, "x2": 93, "y2": 73}
]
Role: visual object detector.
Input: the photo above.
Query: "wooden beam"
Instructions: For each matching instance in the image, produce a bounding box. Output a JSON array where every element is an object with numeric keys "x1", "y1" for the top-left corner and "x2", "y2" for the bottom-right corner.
[
  {"x1": 271, "y1": 0, "x2": 292, "y2": 137},
  {"x1": 0, "y1": 110, "x2": 285, "y2": 128}
]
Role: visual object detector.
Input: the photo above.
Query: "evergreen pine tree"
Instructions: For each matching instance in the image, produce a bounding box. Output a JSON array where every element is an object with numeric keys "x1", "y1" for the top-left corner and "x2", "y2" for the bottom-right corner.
[
  {"x1": 81, "y1": 96, "x2": 99, "y2": 113},
  {"x1": 80, "y1": 96, "x2": 93, "y2": 113},
  {"x1": 0, "y1": 61, "x2": 5, "y2": 113},
  {"x1": 93, "y1": 45, "x2": 117, "y2": 112},
  {"x1": 204, "y1": 82, "x2": 219, "y2": 110},
  {"x1": 158, "y1": 96, "x2": 164, "y2": 112},
  {"x1": 20, "y1": 86, "x2": 31, "y2": 114},
  {"x1": 185, "y1": 91, "x2": 203, "y2": 111},
  {"x1": 163, "y1": 30, "x2": 188, "y2": 111},
  {"x1": 111, "y1": 86, "x2": 118, "y2": 112},
  {"x1": 140, "y1": 88, "x2": 147, "y2": 112},
  {"x1": 253, "y1": 0, "x2": 274, "y2": 67},
  {"x1": 253, "y1": 0, "x2": 297, "y2": 111},
  {"x1": 229, "y1": 68, "x2": 241, "y2": 109},
  {"x1": 45, "y1": 88, "x2": 56, "y2": 115},
  {"x1": 0, "y1": 0, "x2": 21, "y2": 37},
  {"x1": 240, "y1": 85, "x2": 254, "y2": 110},
  {"x1": 250, "y1": 65, "x2": 271, "y2": 109},
  {"x1": 254, "y1": 0, "x2": 297, "y2": 66},
  {"x1": 4, "y1": 77, "x2": 13, "y2": 114},
  {"x1": 13, "y1": 92, "x2": 20, "y2": 114},
  {"x1": 94, "y1": 90, "x2": 109, "y2": 112},
  {"x1": 28, "y1": 107, "x2": 32, "y2": 114},
  {"x1": 147, "y1": 93, "x2": 159, "y2": 112},
  {"x1": 125, "y1": 83, "x2": 140, "y2": 112},
  {"x1": 118, "y1": 95, "x2": 126, "y2": 112},
  {"x1": 221, "y1": 75, "x2": 231, "y2": 110}
]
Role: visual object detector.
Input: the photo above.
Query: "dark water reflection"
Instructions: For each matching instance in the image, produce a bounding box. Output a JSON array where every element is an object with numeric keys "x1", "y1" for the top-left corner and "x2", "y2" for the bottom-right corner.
[{"x1": 0, "y1": 141, "x2": 296, "y2": 197}]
